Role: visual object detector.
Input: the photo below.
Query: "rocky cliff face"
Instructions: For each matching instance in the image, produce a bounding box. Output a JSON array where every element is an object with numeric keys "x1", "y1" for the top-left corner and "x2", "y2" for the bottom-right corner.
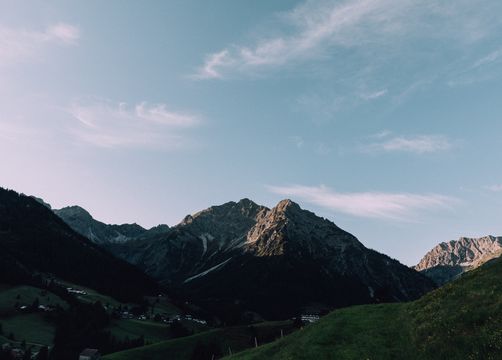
[
  {"x1": 108, "y1": 198, "x2": 435, "y2": 321},
  {"x1": 107, "y1": 199, "x2": 267, "y2": 284},
  {"x1": 415, "y1": 236, "x2": 502, "y2": 285}
]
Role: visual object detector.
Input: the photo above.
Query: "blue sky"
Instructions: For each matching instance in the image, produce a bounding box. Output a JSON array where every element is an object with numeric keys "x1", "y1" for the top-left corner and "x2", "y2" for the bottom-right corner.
[{"x1": 2, "y1": 0, "x2": 502, "y2": 265}]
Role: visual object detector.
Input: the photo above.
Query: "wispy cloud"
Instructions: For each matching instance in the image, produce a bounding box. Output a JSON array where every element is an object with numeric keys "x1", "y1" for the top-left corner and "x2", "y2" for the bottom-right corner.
[
  {"x1": 67, "y1": 99, "x2": 201, "y2": 149},
  {"x1": 314, "y1": 142, "x2": 332, "y2": 155},
  {"x1": 447, "y1": 47, "x2": 502, "y2": 87},
  {"x1": 45, "y1": 23, "x2": 80, "y2": 44},
  {"x1": 364, "y1": 133, "x2": 453, "y2": 154},
  {"x1": 473, "y1": 48, "x2": 502, "y2": 69},
  {"x1": 369, "y1": 130, "x2": 392, "y2": 139},
  {"x1": 193, "y1": 0, "x2": 500, "y2": 79},
  {"x1": 360, "y1": 89, "x2": 388, "y2": 100},
  {"x1": 194, "y1": 0, "x2": 397, "y2": 79},
  {"x1": 191, "y1": 50, "x2": 233, "y2": 79},
  {"x1": 268, "y1": 184, "x2": 456, "y2": 220},
  {"x1": 486, "y1": 184, "x2": 502, "y2": 192},
  {"x1": 289, "y1": 136, "x2": 305, "y2": 149},
  {"x1": 0, "y1": 22, "x2": 80, "y2": 66}
]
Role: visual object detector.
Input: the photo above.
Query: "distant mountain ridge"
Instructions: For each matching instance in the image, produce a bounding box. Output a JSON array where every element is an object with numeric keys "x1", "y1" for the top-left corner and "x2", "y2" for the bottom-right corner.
[
  {"x1": 415, "y1": 235, "x2": 502, "y2": 285},
  {"x1": 54, "y1": 205, "x2": 170, "y2": 244},
  {"x1": 107, "y1": 198, "x2": 435, "y2": 321}
]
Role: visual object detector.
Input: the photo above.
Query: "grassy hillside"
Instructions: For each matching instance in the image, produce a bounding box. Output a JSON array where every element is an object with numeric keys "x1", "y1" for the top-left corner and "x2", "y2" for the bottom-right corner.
[
  {"x1": 107, "y1": 319, "x2": 171, "y2": 344},
  {"x1": 227, "y1": 257, "x2": 502, "y2": 360},
  {"x1": 1, "y1": 313, "x2": 56, "y2": 345},
  {"x1": 103, "y1": 321, "x2": 294, "y2": 360},
  {"x1": 0, "y1": 285, "x2": 67, "y2": 315}
]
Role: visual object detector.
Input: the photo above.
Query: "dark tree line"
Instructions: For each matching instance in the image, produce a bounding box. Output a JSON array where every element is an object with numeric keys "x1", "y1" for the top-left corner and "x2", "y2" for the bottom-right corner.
[{"x1": 49, "y1": 301, "x2": 145, "y2": 360}]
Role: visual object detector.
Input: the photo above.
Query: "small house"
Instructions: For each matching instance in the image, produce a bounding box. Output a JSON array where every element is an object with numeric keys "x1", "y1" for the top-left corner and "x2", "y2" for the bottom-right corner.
[{"x1": 79, "y1": 348, "x2": 101, "y2": 360}]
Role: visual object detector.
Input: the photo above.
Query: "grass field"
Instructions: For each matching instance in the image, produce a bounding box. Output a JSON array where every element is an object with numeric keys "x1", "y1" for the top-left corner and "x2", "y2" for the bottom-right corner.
[
  {"x1": 0, "y1": 285, "x2": 67, "y2": 315},
  {"x1": 227, "y1": 257, "x2": 502, "y2": 360},
  {"x1": 1, "y1": 313, "x2": 56, "y2": 346},
  {"x1": 108, "y1": 319, "x2": 171, "y2": 343},
  {"x1": 0, "y1": 285, "x2": 64, "y2": 348},
  {"x1": 103, "y1": 320, "x2": 294, "y2": 360}
]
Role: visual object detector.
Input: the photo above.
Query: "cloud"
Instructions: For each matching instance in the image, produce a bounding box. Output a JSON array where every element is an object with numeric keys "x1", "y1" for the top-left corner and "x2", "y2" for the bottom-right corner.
[
  {"x1": 0, "y1": 22, "x2": 80, "y2": 66},
  {"x1": 360, "y1": 89, "x2": 387, "y2": 100},
  {"x1": 268, "y1": 184, "x2": 456, "y2": 220},
  {"x1": 473, "y1": 49, "x2": 502, "y2": 69},
  {"x1": 193, "y1": 0, "x2": 500, "y2": 79},
  {"x1": 369, "y1": 130, "x2": 392, "y2": 139},
  {"x1": 364, "y1": 133, "x2": 452, "y2": 154},
  {"x1": 447, "y1": 47, "x2": 502, "y2": 87},
  {"x1": 67, "y1": 99, "x2": 201, "y2": 149},
  {"x1": 45, "y1": 23, "x2": 80, "y2": 44},
  {"x1": 315, "y1": 142, "x2": 332, "y2": 155},
  {"x1": 194, "y1": 0, "x2": 396, "y2": 78},
  {"x1": 289, "y1": 136, "x2": 305, "y2": 149},
  {"x1": 191, "y1": 50, "x2": 234, "y2": 79},
  {"x1": 486, "y1": 184, "x2": 502, "y2": 192}
]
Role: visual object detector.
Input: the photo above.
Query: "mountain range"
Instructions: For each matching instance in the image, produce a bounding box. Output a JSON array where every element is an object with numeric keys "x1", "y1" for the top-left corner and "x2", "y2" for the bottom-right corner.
[
  {"x1": 59, "y1": 198, "x2": 435, "y2": 321},
  {"x1": 50, "y1": 195, "x2": 502, "y2": 321}
]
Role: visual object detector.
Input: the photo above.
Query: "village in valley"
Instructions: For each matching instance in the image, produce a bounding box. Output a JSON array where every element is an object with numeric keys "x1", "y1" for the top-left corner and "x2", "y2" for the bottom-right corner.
[
  {"x1": 1, "y1": 279, "x2": 321, "y2": 360},
  {"x1": 0, "y1": 282, "x2": 209, "y2": 360}
]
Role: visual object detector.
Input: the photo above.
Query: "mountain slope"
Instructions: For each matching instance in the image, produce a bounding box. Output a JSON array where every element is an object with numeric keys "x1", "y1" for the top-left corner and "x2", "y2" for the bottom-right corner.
[
  {"x1": 109, "y1": 199, "x2": 435, "y2": 320},
  {"x1": 227, "y1": 255, "x2": 502, "y2": 360},
  {"x1": 54, "y1": 205, "x2": 155, "y2": 244},
  {"x1": 415, "y1": 235, "x2": 502, "y2": 285},
  {"x1": 0, "y1": 187, "x2": 160, "y2": 302}
]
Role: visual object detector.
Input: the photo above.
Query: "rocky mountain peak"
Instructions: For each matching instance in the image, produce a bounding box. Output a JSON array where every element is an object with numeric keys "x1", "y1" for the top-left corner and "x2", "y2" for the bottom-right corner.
[
  {"x1": 262, "y1": 199, "x2": 303, "y2": 223},
  {"x1": 181, "y1": 214, "x2": 194, "y2": 225},
  {"x1": 274, "y1": 199, "x2": 300, "y2": 212},
  {"x1": 55, "y1": 205, "x2": 93, "y2": 220},
  {"x1": 245, "y1": 199, "x2": 361, "y2": 257},
  {"x1": 237, "y1": 197, "x2": 258, "y2": 207},
  {"x1": 415, "y1": 235, "x2": 502, "y2": 285},
  {"x1": 54, "y1": 205, "x2": 147, "y2": 244},
  {"x1": 416, "y1": 235, "x2": 502, "y2": 271},
  {"x1": 180, "y1": 199, "x2": 266, "y2": 227}
]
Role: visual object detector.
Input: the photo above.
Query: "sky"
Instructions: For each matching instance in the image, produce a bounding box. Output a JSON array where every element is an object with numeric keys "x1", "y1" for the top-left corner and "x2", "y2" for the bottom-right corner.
[{"x1": 1, "y1": 0, "x2": 502, "y2": 265}]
